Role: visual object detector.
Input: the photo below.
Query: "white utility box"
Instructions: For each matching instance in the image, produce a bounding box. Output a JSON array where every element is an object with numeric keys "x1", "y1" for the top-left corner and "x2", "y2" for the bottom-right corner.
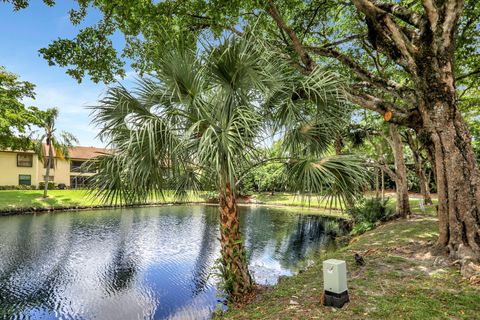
[
  {"x1": 323, "y1": 259, "x2": 348, "y2": 293},
  {"x1": 322, "y1": 259, "x2": 349, "y2": 308}
]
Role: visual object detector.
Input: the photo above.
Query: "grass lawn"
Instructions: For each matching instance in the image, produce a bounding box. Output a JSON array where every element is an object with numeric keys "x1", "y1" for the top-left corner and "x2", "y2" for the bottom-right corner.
[
  {"x1": 0, "y1": 189, "x2": 207, "y2": 210},
  {"x1": 0, "y1": 190, "x2": 98, "y2": 209},
  {"x1": 253, "y1": 192, "x2": 345, "y2": 209},
  {"x1": 0, "y1": 190, "x2": 346, "y2": 211},
  {"x1": 219, "y1": 203, "x2": 479, "y2": 319}
]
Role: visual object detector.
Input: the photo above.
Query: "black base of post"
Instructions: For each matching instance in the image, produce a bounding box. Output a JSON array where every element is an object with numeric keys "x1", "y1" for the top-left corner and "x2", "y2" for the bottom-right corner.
[{"x1": 323, "y1": 290, "x2": 349, "y2": 308}]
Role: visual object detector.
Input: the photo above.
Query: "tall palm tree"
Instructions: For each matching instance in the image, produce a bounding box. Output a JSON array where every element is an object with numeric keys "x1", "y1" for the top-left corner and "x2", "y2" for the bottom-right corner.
[
  {"x1": 35, "y1": 108, "x2": 78, "y2": 198},
  {"x1": 90, "y1": 38, "x2": 368, "y2": 301}
]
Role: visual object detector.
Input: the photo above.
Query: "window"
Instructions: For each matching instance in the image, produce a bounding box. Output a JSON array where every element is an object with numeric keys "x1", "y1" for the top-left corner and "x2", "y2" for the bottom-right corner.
[
  {"x1": 43, "y1": 158, "x2": 55, "y2": 169},
  {"x1": 43, "y1": 175, "x2": 54, "y2": 181},
  {"x1": 70, "y1": 160, "x2": 84, "y2": 172},
  {"x1": 19, "y1": 175, "x2": 31, "y2": 186},
  {"x1": 70, "y1": 176, "x2": 92, "y2": 189},
  {"x1": 17, "y1": 154, "x2": 33, "y2": 167},
  {"x1": 70, "y1": 160, "x2": 96, "y2": 173}
]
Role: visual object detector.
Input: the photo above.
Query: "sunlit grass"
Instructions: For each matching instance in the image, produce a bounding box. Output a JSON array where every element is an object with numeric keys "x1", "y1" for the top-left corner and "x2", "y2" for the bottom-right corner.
[
  {"x1": 219, "y1": 202, "x2": 480, "y2": 320},
  {"x1": 0, "y1": 189, "x2": 206, "y2": 210}
]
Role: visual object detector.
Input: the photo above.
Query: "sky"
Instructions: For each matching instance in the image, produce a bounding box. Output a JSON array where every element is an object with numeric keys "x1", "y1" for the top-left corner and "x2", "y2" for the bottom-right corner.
[{"x1": 0, "y1": 1, "x2": 133, "y2": 147}]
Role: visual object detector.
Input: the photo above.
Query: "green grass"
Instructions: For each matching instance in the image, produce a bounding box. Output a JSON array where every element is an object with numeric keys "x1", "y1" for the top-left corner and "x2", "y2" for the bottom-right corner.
[
  {"x1": 0, "y1": 190, "x2": 97, "y2": 209},
  {"x1": 219, "y1": 202, "x2": 479, "y2": 320},
  {"x1": 0, "y1": 189, "x2": 206, "y2": 210},
  {"x1": 253, "y1": 192, "x2": 346, "y2": 209}
]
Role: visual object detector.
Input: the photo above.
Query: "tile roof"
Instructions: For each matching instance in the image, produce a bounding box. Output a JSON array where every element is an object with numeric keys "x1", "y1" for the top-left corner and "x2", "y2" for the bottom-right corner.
[
  {"x1": 42, "y1": 145, "x2": 111, "y2": 160},
  {"x1": 68, "y1": 146, "x2": 112, "y2": 160}
]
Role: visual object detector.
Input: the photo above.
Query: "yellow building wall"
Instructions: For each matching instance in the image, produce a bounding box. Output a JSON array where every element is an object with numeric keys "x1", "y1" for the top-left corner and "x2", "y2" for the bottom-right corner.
[
  {"x1": 37, "y1": 158, "x2": 71, "y2": 186},
  {"x1": 0, "y1": 151, "x2": 96, "y2": 187},
  {"x1": 37, "y1": 158, "x2": 95, "y2": 187},
  {"x1": 0, "y1": 151, "x2": 40, "y2": 186}
]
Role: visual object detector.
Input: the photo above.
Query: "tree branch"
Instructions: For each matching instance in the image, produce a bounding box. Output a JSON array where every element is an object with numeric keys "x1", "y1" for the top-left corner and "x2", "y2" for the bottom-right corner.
[
  {"x1": 322, "y1": 34, "x2": 366, "y2": 48},
  {"x1": 368, "y1": 162, "x2": 399, "y2": 182},
  {"x1": 347, "y1": 89, "x2": 421, "y2": 128},
  {"x1": 307, "y1": 45, "x2": 413, "y2": 99},
  {"x1": 352, "y1": 0, "x2": 418, "y2": 74},
  {"x1": 422, "y1": 0, "x2": 439, "y2": 31},
  {"x1": 266, "y1": 0, "x2": 316, "y2": 71},
  {"x1": 372, "y1": 1, "x2": 423, "y2": 27},
  {"x1": 440, "y1": 0, "x2": 465, "y2": 49},
  {"x1": 456, "y1": 68, "x2": 480, "y2": 81}
]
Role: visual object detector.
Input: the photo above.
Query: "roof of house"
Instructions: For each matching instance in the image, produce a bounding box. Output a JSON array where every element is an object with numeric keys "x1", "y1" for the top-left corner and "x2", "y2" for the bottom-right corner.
[
  {"x1": 68, "y1": 146, "x2": 111, "y2": 160},
  {"x1": 41, "y1": 145, "x2": 111, "y2": 160}
]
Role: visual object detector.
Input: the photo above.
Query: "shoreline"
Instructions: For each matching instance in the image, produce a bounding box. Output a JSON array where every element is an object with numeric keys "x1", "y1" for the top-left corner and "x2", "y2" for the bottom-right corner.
[{"x1": 0, "y1": 200, "x2": 347, "y2": 219}]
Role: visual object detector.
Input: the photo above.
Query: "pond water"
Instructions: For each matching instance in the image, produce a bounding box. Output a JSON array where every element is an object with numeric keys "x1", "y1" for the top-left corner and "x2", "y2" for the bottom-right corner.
[{"x1": 0, "y1": 205, "x2": 343, "y2": 320}]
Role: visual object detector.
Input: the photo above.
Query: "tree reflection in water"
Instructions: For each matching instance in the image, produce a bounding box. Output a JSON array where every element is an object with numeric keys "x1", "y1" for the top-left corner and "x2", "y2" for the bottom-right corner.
[{"x1": 0, "y1": 206, "x2": 345, "y2": 320}]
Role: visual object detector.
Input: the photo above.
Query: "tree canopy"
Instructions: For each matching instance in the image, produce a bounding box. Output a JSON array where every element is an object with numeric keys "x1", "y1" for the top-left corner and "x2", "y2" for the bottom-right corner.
[{"x1": 0, "y1": 66, "x2": 41, "y2": 149}]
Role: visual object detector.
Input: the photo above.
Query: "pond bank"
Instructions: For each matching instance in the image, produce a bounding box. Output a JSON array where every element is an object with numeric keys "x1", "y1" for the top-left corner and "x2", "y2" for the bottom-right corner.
[
  {"x1": 0, "y1": 201, "x2": 209, "y2": 216},
  {"x1": 218, "y1": 209, "x2": 480, "y2": 319},
  {"x1": 0, "y1": 190, "x2": 347, "y2": 218}
]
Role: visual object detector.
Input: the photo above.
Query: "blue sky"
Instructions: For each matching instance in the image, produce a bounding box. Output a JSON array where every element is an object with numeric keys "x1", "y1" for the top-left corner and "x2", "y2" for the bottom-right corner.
[{"x1": 1, "y1": 1, "x2": 134, "y2": 147}]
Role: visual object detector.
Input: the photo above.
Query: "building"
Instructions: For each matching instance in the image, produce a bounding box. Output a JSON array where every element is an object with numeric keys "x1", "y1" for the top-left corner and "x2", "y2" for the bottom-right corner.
[{"x1": 0, "y1": 146, "x2": 110, "y2": 188}]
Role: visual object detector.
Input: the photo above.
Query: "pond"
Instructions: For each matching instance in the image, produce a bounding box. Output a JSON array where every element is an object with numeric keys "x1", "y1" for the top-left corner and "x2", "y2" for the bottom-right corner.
[{"x1": 0, "y1": 205, "x2": 344, "y2": 320}]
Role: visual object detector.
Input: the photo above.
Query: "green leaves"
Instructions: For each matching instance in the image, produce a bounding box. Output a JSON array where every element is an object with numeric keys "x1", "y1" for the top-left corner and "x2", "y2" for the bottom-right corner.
[
  {"x1": 91, "y1": 36, "x2": 368, "y2": 207},
  {"x1": 34, "y1": 107, "x2": 78, "y2": 161},
  {"x1": 39, "y1": 25, "x2": 125, "y2": 83},
  {"x1": 0, "y1": 66, "x2": 42, "y2": 149},
  {"x1": 285, "y1": 155, "x2": 368, "y2": 207}
]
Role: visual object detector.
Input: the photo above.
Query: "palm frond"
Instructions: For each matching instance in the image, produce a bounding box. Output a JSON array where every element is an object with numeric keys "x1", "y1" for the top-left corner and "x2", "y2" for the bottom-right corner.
[{"x1": 285, "y1": 155, "x2": 369, "y2": 208}]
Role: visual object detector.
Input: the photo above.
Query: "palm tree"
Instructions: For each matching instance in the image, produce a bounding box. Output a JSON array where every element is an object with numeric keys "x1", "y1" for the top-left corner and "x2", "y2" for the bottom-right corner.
[
  {"x1": 35, "y1": 108, "x2": 78, "y2": 198},
  {"x1": 90, "y1": 38, "x2": 368, "y2": 301}
]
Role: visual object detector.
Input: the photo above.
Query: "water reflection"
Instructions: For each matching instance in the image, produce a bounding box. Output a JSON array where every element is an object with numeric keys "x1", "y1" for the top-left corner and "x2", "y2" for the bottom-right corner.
[{"x1": 0, "y1": 205, "x2": 343, "y2": 319}]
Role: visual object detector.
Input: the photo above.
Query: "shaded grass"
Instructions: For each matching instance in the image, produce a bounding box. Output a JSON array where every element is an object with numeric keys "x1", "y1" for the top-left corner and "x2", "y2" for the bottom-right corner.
[{"x1": 219, "y1": 203, "x2": 479, "y2": 320}]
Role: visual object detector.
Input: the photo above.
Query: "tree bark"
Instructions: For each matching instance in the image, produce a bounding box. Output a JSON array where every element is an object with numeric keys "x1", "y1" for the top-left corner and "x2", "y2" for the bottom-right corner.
[
  {"x1": 218, "y1": 183, "x2": 253, "y2": 301},
  {"x1": 389, "y1": 124, "x2": 411, "y2": 218},
  {"x1": 43, "y1": 141, "x2": 53, "y2": 198},
  {"x1": 415, "y1": 10, "x2": 480, "y2": 261},
  {"x1": 406, "y1": 131, "x2": 433, "y2": 205},
  {"x1": 414, "y1": 152, "x2": 433, "y2": 205},
  {"x1": 418, "y1": 87, "x2": 480, "y2": 261},
  {"x1": 334, "y1": 136, "x2": 343, "y2": 155}
]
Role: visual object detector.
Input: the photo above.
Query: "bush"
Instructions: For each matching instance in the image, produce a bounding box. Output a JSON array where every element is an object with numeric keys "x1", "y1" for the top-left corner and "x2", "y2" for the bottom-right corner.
[
  {"x1": 0, "y1": 185, "x2": 37, "y2": 190},
  {"x1": 347, "y1": 197, "x2": 395, "y2": 235},
  {"x1": 350, "y1": 221, "x2": 376, "y2": 236},
  {"x1": 38, "y1": 182, "x2": 56, "y2": 190},
  {"x1": 201, "y1": 190, "x2": 219, "y2": 203}
]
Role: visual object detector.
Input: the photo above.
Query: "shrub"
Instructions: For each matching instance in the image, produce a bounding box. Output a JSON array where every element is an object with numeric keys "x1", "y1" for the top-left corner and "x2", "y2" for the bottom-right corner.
[
  {"x1": 38, "y1": 182, "x2": 56, "y2": 190},
  {"x1": 201, "y1": 190, "x2": 219, "y2": 203},
  {"x1": 347, "y1": 197, "x2": 395, "y2": 236},
  {"x1": 0, "y1": 185, "x2": 37, "y2": 190},
  {"x1": 350, "y1": 221, "x2": 376, "y2": 236}
]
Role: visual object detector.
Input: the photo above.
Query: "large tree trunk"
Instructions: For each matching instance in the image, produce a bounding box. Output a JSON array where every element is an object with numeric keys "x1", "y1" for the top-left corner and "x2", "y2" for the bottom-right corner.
[
  {"x1": 418, "y1": 99, "x2": 480, "y2": 261},
  {"x1": 417, "y1": 41, "x2": 480, "y2": 262},
  {"x1": 389, "y1": 124, "x2": 411, "y2": 218},
  {"x1": 218, "y1": 183, "x2": 253, "y2": 301}
]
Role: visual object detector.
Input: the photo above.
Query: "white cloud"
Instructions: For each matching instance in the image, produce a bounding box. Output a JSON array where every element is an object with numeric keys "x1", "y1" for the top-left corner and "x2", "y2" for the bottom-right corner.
[{"x1": 22, "y1": 81, "x2": 108, "y2": 147}]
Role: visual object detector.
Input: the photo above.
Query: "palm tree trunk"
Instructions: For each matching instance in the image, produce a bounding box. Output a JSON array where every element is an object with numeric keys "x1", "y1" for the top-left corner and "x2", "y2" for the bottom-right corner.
[
  {"x1": 43, "y1": 142, "x2": 53, "y2": 198},
  {"x1": 218, "y1": 182, "x2": 252, "y2": 301}
]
